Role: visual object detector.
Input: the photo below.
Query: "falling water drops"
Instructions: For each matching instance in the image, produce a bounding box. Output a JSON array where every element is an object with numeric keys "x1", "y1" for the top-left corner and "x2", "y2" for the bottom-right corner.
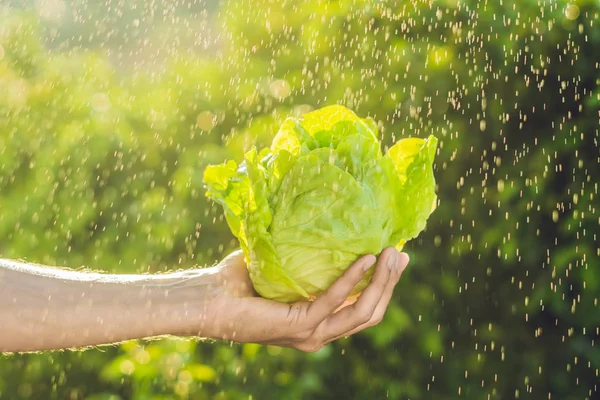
[{"x1": 0, "y1": 0, "x2": 599, "y2": 399}]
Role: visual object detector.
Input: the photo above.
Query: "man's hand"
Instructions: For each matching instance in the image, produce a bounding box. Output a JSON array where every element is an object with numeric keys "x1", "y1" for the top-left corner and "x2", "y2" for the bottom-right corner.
[
  {"x1": 205, "y1": 247, "x2": 409, "y2": 352},
  {"x1": 0, "y1": 248, "x2": 407, "y2": 353}
]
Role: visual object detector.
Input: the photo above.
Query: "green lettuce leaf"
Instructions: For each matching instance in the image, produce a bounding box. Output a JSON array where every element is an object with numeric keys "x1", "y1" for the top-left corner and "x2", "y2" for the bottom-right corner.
[{"x1": 204, "y1": 105, "x2": 437, "y2": 302}]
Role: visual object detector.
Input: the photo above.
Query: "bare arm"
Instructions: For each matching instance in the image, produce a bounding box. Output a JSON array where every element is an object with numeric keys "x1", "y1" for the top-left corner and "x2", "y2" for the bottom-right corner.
[
  {"x1": 0, "y1": 258, "x2": 221, "y2": 352},
  {"x1": 0, "y1": 248, "x2": 408, "y2": 353}
]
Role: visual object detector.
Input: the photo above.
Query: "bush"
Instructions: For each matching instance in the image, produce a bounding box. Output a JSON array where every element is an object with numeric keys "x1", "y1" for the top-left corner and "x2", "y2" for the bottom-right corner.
[{"x1": 1, "y1": 1, "x2": 599, "y2": 398}]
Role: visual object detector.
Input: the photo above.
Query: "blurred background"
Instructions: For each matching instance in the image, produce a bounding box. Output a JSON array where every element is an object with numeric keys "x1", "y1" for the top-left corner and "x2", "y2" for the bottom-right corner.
[{"x1": 1, "y1": 0, "x2": 599, "y2": 398}]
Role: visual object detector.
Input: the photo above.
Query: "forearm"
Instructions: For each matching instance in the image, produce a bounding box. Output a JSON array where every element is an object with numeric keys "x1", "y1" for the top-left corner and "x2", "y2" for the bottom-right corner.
[{"x1": 0, "y1": 259, "x2": 221, "y2": 353}]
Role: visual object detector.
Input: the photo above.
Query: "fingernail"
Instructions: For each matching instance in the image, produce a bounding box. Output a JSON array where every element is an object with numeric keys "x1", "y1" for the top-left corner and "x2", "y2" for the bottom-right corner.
[
  {"x1": 397, "y1": 252, "x2": 410, "y2": 271},
  {"x1": 387, "y1": 250, "x2": 397, "y2": 270}
]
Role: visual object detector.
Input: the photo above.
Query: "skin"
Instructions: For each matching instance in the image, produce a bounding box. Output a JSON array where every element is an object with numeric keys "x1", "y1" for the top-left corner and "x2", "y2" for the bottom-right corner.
[{"x1": 0, "y1": 247, "x2": 408, "y2": 353}]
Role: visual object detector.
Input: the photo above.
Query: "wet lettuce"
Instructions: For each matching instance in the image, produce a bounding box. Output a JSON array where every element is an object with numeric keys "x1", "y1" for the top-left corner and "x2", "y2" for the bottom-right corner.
[{"x1": 204, "y1": 105, "x2": 437, "y2": 302}]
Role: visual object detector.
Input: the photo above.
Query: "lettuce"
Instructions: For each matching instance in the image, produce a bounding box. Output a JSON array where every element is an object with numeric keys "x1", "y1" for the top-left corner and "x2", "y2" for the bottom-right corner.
[{"x1": 204, "y1": 105, "x2": 437, "y2": 302}]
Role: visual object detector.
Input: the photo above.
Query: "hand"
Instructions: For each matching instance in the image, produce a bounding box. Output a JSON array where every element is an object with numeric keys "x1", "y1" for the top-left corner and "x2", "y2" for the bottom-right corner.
[{"x1": 206, "y1": 247, "x2": 409, "y2": 352}]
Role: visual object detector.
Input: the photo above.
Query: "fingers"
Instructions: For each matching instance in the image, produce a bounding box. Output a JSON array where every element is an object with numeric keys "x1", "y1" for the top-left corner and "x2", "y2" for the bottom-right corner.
[
  {"x1": 318, "y1": 247, "x2": 399, "y2": 339},
  {"x1": 235, "y1": 249, "x2": 409, "y2": 353},
  {"x1": 325, "y1": 252, "x2": 409, "y2": 343},
  {"x1": 366, "y1": 252, "x2": 409, "y2": 324},
  {"x1": 306, "y1": 254, "x2": 377, "y2": 324}
]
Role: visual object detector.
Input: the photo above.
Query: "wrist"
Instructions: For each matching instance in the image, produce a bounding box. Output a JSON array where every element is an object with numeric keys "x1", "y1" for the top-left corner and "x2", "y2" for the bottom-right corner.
[{"x1": 146, "y1": 267, "x2": 224, "y2": 338}]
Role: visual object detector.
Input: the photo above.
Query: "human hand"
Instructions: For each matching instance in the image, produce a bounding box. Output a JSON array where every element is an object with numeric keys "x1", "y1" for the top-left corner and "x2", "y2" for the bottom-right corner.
[
  {"x1": 0, "y1": 247, "x2": 406, "y2": 353},
  {"x1": 205, "y1": 247, "x2": 409, "y2": 352}
]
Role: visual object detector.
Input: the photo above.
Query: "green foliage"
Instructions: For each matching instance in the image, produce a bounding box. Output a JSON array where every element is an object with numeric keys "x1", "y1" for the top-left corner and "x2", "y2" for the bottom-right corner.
[{"x1": 1, "y1": 0, "x2": 600, "y2": 399}]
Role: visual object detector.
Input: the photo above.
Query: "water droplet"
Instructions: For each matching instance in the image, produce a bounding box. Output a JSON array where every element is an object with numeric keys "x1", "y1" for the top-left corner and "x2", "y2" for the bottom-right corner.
[
  {"x1": 91, "y1": 93, "x2": 111, "y2": 113},
  {"x1": 565, "y1": 4, "x2": 580, "y2": 21},
  {"x1": 196, "y1": 111, "x2": 216, "y2": 131}
]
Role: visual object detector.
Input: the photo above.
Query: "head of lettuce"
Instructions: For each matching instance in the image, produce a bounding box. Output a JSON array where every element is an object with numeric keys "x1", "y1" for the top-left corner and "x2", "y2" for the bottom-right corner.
[{"x1": 204, "y1": 105, "x2": 437, "y2": 303}]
